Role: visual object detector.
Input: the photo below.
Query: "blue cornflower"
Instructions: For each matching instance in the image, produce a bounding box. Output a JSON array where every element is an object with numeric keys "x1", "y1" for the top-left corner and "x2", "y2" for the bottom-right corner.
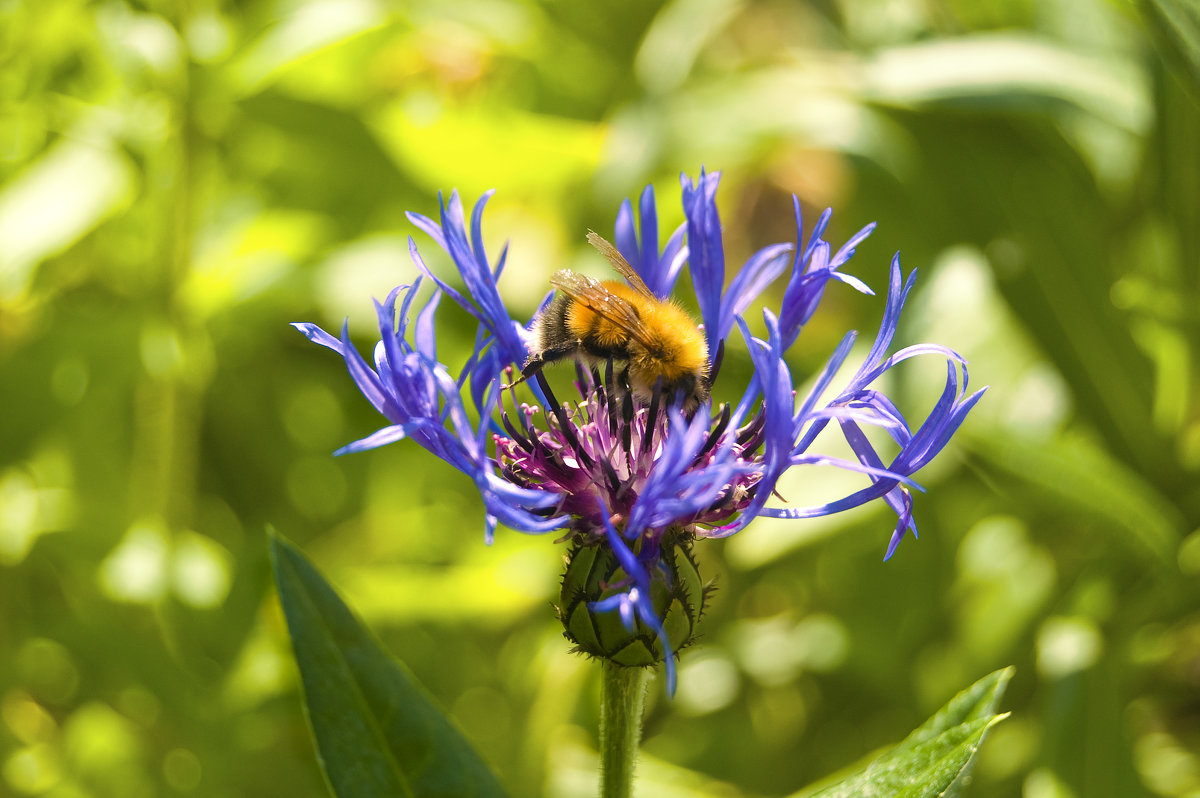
[{"x1": 294, "y1": 170, "x2": 984, "y2": 693}]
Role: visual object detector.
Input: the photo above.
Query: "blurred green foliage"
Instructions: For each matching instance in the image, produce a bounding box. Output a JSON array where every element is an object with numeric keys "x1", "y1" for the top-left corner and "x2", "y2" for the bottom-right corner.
[{"x1": 1, "y1": 0, "x2": 1198, "y2": 797}]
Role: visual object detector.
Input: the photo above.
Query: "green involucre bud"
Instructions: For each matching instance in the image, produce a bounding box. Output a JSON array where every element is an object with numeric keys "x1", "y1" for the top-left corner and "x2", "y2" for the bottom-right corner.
[{"x1": 557, "y1": 534, "x2": 706, "y2": 668}]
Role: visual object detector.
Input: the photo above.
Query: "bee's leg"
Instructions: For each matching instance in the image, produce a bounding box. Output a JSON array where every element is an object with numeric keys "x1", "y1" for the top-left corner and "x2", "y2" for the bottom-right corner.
[
  {"x1": 501, "y1": 344, "x2": 577, "y2": 390},
  {"x1": 502, "y1": 359, "x2": 540, "y2": 390}
]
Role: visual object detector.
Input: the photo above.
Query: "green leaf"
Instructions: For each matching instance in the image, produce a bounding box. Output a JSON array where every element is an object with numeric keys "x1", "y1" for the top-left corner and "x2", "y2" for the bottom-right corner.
[
  {"x1": 792, "y1": 668, "x2": 1013, "y2": 798},
  {"x1": 0, "y1": 132, "x2": 135, "y2": 301},
  {"x1": 973, "y1": 433, "x2": 1181, "y2": 564},
  {"x1": 368, "y1": 101, "x2": 603, "y2": 199},
  {"x1": 1140, "y1": 0, "x2": 1200, "y2": 100},
  {"x1": 269, "y1": 530, "x2": 509, "y2": 798}
]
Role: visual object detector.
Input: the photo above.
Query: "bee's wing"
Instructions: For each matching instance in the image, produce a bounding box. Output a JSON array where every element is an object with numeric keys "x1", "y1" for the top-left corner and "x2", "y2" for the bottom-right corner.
[
  {"x1": 549, "y1": 269, "x2": 660, "y2": 351},
  {"x1": 586, "y1": 231, "x2": 658, "y2": 300}
]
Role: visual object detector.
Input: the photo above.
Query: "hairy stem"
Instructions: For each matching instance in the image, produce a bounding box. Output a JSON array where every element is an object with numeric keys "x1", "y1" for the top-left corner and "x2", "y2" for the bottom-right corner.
[{"x1": 599, "y1": 663, "x2": 648, "y2": 798}]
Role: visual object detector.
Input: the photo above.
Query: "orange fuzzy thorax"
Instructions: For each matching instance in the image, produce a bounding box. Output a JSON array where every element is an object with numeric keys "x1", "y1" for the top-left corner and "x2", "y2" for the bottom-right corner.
[{"x1": 566, "y1": 280, "x2": 708, "y2": 390}]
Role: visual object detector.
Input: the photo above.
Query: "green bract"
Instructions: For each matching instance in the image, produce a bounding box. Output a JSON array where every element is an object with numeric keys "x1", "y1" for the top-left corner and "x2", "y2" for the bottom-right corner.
[{"x1": 558, "y1": 534, "x2": 706, "y2": 667}]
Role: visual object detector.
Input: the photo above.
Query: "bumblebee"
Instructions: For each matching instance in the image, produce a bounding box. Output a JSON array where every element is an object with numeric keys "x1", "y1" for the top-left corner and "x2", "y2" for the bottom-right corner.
[{"x1": 513, "y1": 231, "x2": 710, "y2": 409}]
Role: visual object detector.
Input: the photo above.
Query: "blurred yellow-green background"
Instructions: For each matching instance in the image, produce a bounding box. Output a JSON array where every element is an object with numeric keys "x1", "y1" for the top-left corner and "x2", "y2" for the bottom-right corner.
[{"x1": 2, "y1": 0, "x2": 1198, "y2": 796}]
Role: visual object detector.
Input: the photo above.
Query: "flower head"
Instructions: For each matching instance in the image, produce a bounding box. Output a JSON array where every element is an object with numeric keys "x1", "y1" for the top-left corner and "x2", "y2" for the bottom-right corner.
[{"x1": 294, "y1": 170, "x2": 984, "y2": 693}]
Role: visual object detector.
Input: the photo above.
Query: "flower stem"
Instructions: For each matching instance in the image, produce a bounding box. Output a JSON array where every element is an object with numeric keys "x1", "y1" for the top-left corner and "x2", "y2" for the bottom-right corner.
[{"x1": 599, "y1": 662, "x2": 648, "y2": 798}]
